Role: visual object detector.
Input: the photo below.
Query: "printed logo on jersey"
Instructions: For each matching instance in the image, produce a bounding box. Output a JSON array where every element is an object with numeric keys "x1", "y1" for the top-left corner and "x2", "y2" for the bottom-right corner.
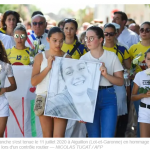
[{"x1": 16, "y1": 55, "x2": 22, "y2": 60}]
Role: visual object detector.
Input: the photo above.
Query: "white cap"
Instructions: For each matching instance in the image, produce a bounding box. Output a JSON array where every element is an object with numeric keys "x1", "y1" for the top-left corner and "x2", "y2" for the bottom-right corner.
[
  {"x1": 105, "y1": 23, "x2": 120, "y2": 30},
  {"x1": 110, "y1": 23, "x2": 120, "y2": 30}
]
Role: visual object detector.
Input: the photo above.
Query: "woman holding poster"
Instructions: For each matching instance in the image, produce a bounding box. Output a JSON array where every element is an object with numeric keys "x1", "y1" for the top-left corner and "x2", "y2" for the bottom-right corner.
[
  {"x1": 31, "y1": 27, "x2": 71, "y2": 137},
  {"x1": 80, "y1": 26, "x2": 124, "y2": 137}
]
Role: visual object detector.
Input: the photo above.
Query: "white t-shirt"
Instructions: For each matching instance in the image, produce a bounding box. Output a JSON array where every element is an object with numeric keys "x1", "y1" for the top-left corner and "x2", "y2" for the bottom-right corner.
[
  {"x1": 0, "y1": 60, "x2": 13, "y2": 97},
  {"x1": 134, "y1": 70, "x2": 150, "y2": 105},
  {"x1": 25, "y1": 31, "x2": 50, "y2": 51},
  {"x1": 0, "y1": 33, "x2": 15, "y2": 50},
  {"x1": 118, "y1": 27, "x2": 140, "y2": 49},
  {"x1": 80, "y1": 50, "x2": 123, "y2": 86}
]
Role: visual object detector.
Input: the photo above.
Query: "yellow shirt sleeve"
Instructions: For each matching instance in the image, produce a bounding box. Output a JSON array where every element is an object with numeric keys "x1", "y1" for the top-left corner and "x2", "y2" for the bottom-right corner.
[
  {"x1": 128, "y1": 46, "x2": 134, "y2": 60},
  {"x1": 124, "y1": 49, "x2": 130, "y2": 60}
]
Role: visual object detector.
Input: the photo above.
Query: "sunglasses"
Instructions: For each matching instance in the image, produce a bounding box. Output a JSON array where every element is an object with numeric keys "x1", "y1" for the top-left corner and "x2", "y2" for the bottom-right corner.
[
  {"x1": 14, "y1": 34, "x2": 26, "y2": 39},
  {"x1": 85, "y1": 36, "x2": 98, "y2": 42},
  {"x1": 140, "y1": 28, "x2": 150, "y2": 33},
  {"x1": 32, "y1": 22, "x2": 45, "y2": 26},
  {"x1": 104, "y1": 32, "x2": 116, "y2": 36}
]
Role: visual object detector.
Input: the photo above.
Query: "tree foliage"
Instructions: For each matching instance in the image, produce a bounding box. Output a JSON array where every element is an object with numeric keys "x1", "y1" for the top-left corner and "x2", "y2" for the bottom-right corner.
[
  {"x1": 0, "y1": 4, "x2": 40, "y2": 21},
  {"x1": 0, "y1": 4, "x2": 19, "y2": 13}
]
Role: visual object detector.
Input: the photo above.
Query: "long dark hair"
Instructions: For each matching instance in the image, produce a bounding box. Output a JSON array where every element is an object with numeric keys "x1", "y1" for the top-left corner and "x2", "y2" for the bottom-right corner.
[
  {"x1": 0, "y1": 41, "x2": 11, "y2": 64},
  {"x1": 63, "y1": 19, "x2": 78, "y2": 41},
  {"x1": 104, "y1": 23, "x2": 116, "y2": 33},
  {"x1": 48, "y1": 26, "x2": 65, "y2": 39},
  {"x1": 141, "y1": 21, "x2": 150, "y2": 27}
]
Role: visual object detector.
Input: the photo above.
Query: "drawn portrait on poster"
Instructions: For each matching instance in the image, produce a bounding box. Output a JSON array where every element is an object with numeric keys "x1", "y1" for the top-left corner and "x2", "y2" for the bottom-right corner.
[{"x1": 44, "y1": 57, "x2": 101, "y2": 123}]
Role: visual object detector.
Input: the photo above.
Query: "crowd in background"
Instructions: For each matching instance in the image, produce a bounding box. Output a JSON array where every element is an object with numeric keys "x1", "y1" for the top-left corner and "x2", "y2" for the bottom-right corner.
[{"x1": 0, "y1": 9, "x2": 150, "y2": 138}]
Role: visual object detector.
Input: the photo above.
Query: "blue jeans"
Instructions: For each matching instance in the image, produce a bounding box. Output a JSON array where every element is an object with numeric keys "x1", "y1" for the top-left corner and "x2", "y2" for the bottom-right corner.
[
  {"x1": 86, "y1": 87, "x2": 117, "y2": 137},
  {"x1": 131, "y1": 80, "x2": 140, "y2": 137}
]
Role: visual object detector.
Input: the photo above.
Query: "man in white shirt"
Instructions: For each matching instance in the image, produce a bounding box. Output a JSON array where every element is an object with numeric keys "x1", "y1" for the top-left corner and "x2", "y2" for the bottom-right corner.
[
  {"x1": 112, "y1": 11, "x2": 139, "y2": 49},
  {"x1": 25, "y1": 14, "x2": 50, "y2": 52},
  {"x1": 0, "y1": 33, "x2": 15, "y2": 49},
  {"x1": 112, "y1": 11, "x2": 140, "y2": 137}
]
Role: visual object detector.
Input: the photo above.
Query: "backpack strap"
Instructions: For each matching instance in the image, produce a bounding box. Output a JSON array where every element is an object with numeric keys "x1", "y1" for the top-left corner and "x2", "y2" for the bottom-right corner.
[
  {"x1": 116, "y1": 44, "x2": 119, "y2": 56},
  {"x1": 69, "y1": 41, "x2": 81, "y2": 56}
]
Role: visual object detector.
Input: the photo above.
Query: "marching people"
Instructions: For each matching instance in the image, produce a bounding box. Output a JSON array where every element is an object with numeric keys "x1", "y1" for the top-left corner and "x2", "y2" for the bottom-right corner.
[
  {"x1": 0, "y1": 10, "x2": 21, "y2": 36},
  {"x1": 31, "y1": 27, "x2": 71, "y2": 137},
  {"x1": 0, "y1": 40, "x2": 17, "y2": 137},
  {"x1": 131, "y1": 48, "x2": 150, "y2": 137},
  {"x1": 25, "y1": 14, "x2": 50, "y2": 52},
  {"x1": 112, "y1": 11, "x2": 139, "y2": 49},
  {"x1": 6, "y1": 23, "x2": 30, "y2": 65},
  {"x1": 80, "y1": 26, "x2": 124, "y2": 137},
  {"x1": 2, "y1": 6, "x2": 150, "y2": 138},
  {"x1": 103, "y1": 23, "x2": 131, "y2": 136},
  {"x1": 61, "y1": 18, "x2": 89, "y2": 137},
  {"x1": 129, "y1": 21, "x2": 150, "y2": 137},
  {"x1": 112, "y1": 11, "x2": 140, "y2": 137},
  {"x1": 61, "y1": 18, "x2": 89, "y2": 59}
]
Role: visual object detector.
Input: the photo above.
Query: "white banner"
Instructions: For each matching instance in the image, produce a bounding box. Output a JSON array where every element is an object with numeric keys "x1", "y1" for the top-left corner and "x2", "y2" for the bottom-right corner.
[
  {"x1": 5, "y1": 66, "x2": 42, "y2": 137},
  {"x1": 4, "y1": 66, "x2": 87, "y2": 137}
]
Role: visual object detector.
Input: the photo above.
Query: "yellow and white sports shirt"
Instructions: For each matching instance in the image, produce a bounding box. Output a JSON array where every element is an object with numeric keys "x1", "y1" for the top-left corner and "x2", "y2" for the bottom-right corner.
[
  {"x1": 129, "y1": 42, "x2": 150, "y2": 73},
  {"x1": 103, "y1": 44, "x2": 130, "y2": 64},
  {"x1": 61, "y1": 40, "x2": 88, "y2": 59},
  {"x1": 6, "y1": 46, "x2": 30, "y2": 65}
]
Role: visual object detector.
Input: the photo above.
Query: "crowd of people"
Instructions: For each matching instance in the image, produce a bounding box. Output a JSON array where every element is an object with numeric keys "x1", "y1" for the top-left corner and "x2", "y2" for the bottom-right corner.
[{"x1": 0, "y1": 9, "x2": 150, "y2": 138}]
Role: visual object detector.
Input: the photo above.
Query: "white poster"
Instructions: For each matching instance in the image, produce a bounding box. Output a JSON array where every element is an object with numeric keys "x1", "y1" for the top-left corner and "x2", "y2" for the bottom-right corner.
[
  {"x1": 4, "y1": 66, "x2": 42, "y2": 137},
  {"x1": 44, "y1": 57, "x2": 101, "y2": 123},
  {"x1": 4, "y1": 65, "x2": 87, "y2": 137}
]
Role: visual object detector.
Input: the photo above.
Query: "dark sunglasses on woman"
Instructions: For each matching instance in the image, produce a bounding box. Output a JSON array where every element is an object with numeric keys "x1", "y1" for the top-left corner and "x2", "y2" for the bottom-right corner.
[
  {"x1": 140, "y1": 28, "x2": 150, "y2": 33},
  {"x1": 104, "y1": 32, "x2": 116, "y2": 36}
]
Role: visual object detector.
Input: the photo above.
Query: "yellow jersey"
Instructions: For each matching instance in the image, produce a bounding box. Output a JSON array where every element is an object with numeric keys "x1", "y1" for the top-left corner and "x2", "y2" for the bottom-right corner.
[
  {"x1": 103, "y1": 44, "x2": 130, "y2": 64},
  {"x1": 61, "y1": 40, "x2": 88, "y2": 59},
  {"x1": 6, "y1": 46, "x2": 30, "y2": 65},
  {"x1": 129, "y1": 42, "x2": 150, "y2": 73},
  {"x1": 0, "y1": 28, "x2": 6, "y2": 34}
]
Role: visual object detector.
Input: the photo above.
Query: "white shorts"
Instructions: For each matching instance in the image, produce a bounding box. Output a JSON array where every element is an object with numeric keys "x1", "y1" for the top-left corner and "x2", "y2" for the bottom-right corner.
[
  {"x1": 0, "y1": 95, "x2": 9, "y2": 117},
  {"x1": 138, "y1": 106, "x2": 150, "y2": 124}
]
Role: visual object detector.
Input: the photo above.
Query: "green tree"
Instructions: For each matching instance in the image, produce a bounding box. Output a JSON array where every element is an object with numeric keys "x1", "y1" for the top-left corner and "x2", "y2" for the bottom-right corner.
[
  {"x1": 0, "y1": 4, "x2": 40, "y2": 21},
  {"x1": 0, "y1": 4, "x2": 19, "y2": 13},
  {"x1": 76, "y1": 6, "x2": 94, "y2": 27}
]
